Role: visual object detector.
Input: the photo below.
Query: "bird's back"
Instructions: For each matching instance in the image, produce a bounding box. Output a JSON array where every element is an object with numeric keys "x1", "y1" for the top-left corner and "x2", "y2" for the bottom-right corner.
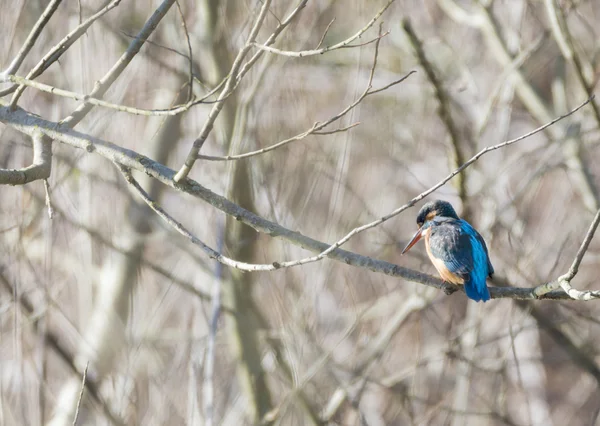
[{"x1": 427, "y1": 217, "x2": 493, "y2": 301}]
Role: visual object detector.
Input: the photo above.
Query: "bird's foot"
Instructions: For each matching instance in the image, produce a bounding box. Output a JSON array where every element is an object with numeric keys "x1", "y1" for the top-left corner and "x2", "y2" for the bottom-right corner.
[{"x1": 442, "y1": 282, "x2": 459, "y2": 295}]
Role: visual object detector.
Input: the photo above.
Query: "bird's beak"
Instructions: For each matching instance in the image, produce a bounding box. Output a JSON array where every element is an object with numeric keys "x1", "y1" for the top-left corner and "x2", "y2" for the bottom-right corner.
[{"x1": 401, "y1": 227, "x2": 423, "y2": 254}]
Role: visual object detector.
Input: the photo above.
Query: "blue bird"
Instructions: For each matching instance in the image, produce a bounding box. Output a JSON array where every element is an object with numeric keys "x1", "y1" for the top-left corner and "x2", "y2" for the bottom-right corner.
[{"x1": 401, "y1": 200, "x2": 494, "y2": 302}]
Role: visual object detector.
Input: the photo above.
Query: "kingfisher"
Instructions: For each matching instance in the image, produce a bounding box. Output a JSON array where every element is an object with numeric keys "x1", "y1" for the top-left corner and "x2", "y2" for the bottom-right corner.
[{"x1": 401, "y1": 200, "x2": 494, "y2": 302}]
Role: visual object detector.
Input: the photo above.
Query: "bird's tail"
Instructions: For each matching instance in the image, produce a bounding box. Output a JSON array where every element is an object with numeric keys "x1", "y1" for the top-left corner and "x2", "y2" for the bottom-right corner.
[{"x1": 464, "y1": 279, "x2": 490, "y2": 302}]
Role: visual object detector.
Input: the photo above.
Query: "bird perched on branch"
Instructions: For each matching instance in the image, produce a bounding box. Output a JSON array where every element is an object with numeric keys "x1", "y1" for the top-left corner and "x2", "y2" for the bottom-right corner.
[{"x1": 402, "y1": 200, "x2": 494, "y2": 302}]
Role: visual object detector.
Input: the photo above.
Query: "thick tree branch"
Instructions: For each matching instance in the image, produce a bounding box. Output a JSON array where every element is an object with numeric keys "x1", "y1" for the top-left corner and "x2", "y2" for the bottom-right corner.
[
  {"x1": 1, "y1": 100, "x2": 595, "y2": 300},
  {"x1": 0, "y1": 132, "x2": 51, "y2": 184}
]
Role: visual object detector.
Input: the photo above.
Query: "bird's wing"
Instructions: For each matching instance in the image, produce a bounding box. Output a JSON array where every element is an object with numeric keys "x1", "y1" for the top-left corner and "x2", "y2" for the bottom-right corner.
[
  {"x1": 428, "y1": 219, "x2": 474, "y2": 278},
  {"x1": 474, "y1": 232, "x2": 494, "y2": 276}
]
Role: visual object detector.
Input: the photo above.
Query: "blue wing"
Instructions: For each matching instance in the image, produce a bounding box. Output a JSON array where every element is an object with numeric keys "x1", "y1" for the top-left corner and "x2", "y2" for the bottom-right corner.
[{"x1": 428, "y1": 218, "x2": 492, "y2": 302}]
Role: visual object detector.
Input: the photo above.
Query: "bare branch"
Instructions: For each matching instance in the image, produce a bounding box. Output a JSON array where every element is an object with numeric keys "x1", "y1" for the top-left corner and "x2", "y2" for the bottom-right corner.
[
  {"x1": 313, "y1": 122, "x2": 360, "y2": 135},
  {"x1": 118, "y1": 164, "x2": 283, "y2": 272},
  {"x1": 0, "y1": 132, "x2": 51, "y2": 185},
  {"x1": 3, "y1": 74, "x2": 200, "y2": 116},
  {"x1": 252, "y1": 31, "x2": 388, "y2": 57},
  {"x1": 544, "y1": 0, "x2": 600, "y2": 128},
  {"x1": 438, "y1": 0, "x2": 600, "y2": 213},
  {"x1": 1, "y1": 100, "x2": 596, "y2": 301},
  {"x1": 173, "y1": 0, "x2": 273, "y2": 182}
]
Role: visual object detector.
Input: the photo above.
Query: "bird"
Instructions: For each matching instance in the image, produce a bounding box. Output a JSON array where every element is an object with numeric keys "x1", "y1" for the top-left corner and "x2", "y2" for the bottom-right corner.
[{"x1": 401, "y1": 200, "x2": 494, "y2": 302}]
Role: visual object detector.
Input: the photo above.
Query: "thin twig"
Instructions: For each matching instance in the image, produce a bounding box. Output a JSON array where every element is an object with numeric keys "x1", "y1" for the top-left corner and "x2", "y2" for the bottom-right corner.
[
  {"x1": 72, "y1": 362, "x2": 89, "y2": 426},
  {"x1": 175, "y1": 0, "x2": 194, "y2": 101},
  {"x1": 251, "y1": 0, "x2": 394, "y2": 58},
  {"x1": 253, "y1": 31, "x2": 388, "y2": 57},
  {"x1": 43, "y1": 179, "x2": 54, "y2": 219},
  {"x1": 315, "y1": 18, "x2": 336, "y2": 49},
  {"x1": 545, "y1": 0, "x2": 600, "y2": 128},
  {"x1": 313, "y1": 122, "x2": 360, "y2": 135}
]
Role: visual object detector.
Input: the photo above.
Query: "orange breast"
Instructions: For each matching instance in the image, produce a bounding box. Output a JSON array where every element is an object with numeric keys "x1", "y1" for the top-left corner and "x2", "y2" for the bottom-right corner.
[{"x1": 424, "y1": 230, "x2": 465, "y2": 285}]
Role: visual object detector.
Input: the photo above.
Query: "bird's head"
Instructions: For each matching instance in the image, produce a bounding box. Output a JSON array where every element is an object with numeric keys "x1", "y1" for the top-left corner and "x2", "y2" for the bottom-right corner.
[{"x1": 402, "y1": 200, "x2": 459, "y2": 254}]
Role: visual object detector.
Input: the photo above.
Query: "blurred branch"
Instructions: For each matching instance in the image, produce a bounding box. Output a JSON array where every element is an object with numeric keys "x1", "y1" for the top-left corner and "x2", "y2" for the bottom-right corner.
[
  {"x1": 533, "y1": 207, "x2": 600, "y2": 300},
  {"x1": 0, "y1": 132, "x2": 51, "y2": 184},
  {"x1": 0, "y1": 0, "x2": 63, "y2": 77},
  {"x1": 0, "y1": 0, "x2": 121, "y2": 99},
  {"x1": 45, "y1": 2, "x2": 178, "y2": 423},
  {"x1": 173, "y1": 0, "x2": 272, "y2": 182},
  {"x1": 402, "y1": 19, "x2": 469, "y2": 214},
  {"x1": 545, "y1": 0, "x2": 600, "y2": 124},
  {"x1": 264, "y1": 317, "x2": 360, "y2": 423},
  {"x1": 202, "y1": 227, "x2": 224, "y2": 426},
  {"x1": 520, "y1": 302, "x2": 600, "y2": 386},
  {"x1": 27, "y1": 184, "x2": 217, "y2": 304},
  {"x1": 175, "y1": 0, "x2": 194, "y2": 101},
  {"x1": 0, "y1": 98, "x2": 597, "y2": 300},
  {"x1": 451, "y1": 302, "x2": 481, "y2": 426},
  {"x1": 320, "y1": 294, "x2": 430, "y2": 422},
  {"x1": 0, "y1": 270, "x2": 126, "y2": 426}
]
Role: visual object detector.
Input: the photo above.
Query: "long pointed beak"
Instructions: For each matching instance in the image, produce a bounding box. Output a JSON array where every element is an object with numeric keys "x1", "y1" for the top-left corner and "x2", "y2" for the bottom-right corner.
[{"x1": 401, "y1": 227, "x2": 423, "y2": 254}]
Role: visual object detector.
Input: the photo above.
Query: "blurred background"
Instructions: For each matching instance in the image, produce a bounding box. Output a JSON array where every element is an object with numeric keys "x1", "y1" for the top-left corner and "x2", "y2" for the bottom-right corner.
[{"x1": 1, "y1": 0, "x2": 600, "y2": 425}]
